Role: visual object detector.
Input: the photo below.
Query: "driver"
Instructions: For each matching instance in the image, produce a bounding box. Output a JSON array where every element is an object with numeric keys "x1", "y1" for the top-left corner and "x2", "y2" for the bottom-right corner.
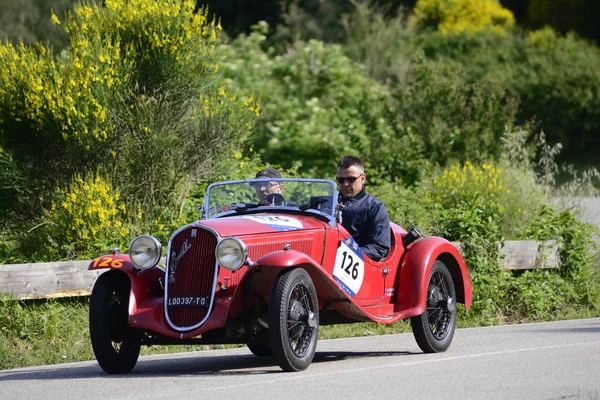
[
  {"x1": 336, "y1": 155, "x2": 390, "y2": 260},
  {"x1": 253, "y1": 168, "x2": 286, "y2": 205}
]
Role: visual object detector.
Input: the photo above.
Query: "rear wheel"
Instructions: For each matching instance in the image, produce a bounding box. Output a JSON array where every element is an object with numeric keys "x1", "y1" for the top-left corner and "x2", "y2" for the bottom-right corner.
[
  {"x1": 411, "y1": 260, "x2": 456, "y2": 353},
  {"x1": 269, "y1": 268, "x2": 319, "y2": 372},
  {"x1": 89, "y1": 271, "x2": 141, "y2": 374}
]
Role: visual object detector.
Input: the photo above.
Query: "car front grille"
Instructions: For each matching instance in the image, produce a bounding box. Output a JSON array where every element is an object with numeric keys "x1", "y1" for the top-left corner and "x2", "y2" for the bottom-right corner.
[{"x1": 165, "y1": 225, "x2": 218, "y2": 331}]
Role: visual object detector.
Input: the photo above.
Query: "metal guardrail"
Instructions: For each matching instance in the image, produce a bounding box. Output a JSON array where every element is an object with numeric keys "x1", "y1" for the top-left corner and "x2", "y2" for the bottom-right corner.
[{"x1": 0, "y1": 240, "x2": 558, "y2": 300}]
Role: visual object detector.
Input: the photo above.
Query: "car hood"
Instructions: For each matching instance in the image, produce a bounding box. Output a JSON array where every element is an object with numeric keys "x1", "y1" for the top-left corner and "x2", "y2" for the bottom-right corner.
[{"x1": 197, "y1": 213, "x2": 328, "y2": 237}]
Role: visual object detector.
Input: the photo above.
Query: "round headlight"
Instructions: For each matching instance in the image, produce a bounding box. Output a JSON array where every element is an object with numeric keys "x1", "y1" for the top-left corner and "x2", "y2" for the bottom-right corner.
[
  {"x1": 129, "y1": 235, "x2": 162, "y2": 270},
  {"x1": 215, "y1": 237, "x2": 247, "y2": 271}
]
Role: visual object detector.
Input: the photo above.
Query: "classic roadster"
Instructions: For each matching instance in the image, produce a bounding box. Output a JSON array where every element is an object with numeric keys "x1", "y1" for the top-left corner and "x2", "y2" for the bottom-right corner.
[{"x1": 88, "y1": 178, "x2": 472, "y2": 373}]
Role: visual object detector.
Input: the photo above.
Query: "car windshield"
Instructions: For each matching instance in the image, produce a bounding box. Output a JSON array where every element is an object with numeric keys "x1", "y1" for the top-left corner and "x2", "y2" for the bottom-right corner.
[{"x1": 203, "y1": 178, "x2": 338, "y2": 220}]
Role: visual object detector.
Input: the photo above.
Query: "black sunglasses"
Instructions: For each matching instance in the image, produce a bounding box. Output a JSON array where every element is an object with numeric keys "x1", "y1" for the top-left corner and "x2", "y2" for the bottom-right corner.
[
  {"x1": 250, "y1": 182, "x2": 280, "y2": 189},
  {"x1": 336, "y1": 175, "x2": 362, "y2": 184}
]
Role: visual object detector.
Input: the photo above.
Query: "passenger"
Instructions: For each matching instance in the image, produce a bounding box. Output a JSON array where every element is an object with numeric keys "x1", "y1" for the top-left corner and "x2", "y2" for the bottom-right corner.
[
  {"x1": 253, "y1": 168, "x2": 287, "y2": 206},
  {"x1": 336, "y1": 155, "x2": 391, "y2": 260}
]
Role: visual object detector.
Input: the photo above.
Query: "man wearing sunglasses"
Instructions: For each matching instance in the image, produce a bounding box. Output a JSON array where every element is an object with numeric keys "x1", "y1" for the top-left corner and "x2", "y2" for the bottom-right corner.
[
  {"x1": 253, "y1": 168, "x2": 287, "y2": 206},
  {"x1": 336, "y1": 155, "x2": 390, "y2": 260}
]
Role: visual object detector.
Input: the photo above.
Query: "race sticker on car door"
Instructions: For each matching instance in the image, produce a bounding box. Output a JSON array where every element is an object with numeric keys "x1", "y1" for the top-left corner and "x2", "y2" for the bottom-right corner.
[
  {"x1": 332, "y1": 237, "x2": 365, "y2": 297},
  {"x1": 241, "y1": 215, "x2": 303, "y2": 231}
]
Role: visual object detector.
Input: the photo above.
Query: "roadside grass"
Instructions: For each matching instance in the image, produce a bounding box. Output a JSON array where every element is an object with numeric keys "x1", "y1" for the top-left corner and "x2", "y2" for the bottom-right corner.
[{"x1": 1, "y1": 298, "x2": 598, "y2": 371}]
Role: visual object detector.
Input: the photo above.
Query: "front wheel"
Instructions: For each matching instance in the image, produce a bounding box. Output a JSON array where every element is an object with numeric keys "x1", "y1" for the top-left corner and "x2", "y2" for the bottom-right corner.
[
  {"x1": 411, "y1": 260, "x2": 457, "y2": 353},
  {"x1": 247, "y1": 342, "x2": 273, "y2": 357},
  {"x1": 89, "y1": 271, "x2": 141, "y2": 374},
  {"x1": 269, "y1": 268, "x2": 319, "y2": 372}
]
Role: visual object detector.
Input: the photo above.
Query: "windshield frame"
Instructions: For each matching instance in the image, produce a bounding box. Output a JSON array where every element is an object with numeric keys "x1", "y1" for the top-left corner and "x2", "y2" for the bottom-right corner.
[{"x1": 202, "y1": 178, "x2": 339, "y2": 226}]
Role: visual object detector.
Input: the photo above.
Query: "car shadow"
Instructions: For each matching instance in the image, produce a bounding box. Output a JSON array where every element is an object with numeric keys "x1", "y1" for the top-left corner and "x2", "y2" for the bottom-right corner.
[{"x1": 0, "y1": 349, "x2": 415, "y2": 381}]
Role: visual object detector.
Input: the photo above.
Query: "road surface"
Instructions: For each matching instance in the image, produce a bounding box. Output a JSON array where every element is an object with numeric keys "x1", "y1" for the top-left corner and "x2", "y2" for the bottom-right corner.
[{"x1": 1, "y1": 317, "x2": 599, "y2": 400}]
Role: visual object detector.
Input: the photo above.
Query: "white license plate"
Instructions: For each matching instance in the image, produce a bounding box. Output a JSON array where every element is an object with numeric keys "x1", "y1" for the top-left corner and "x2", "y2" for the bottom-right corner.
[{"x1": 167, "y1": 296, "x2": 209, "y2": 307}]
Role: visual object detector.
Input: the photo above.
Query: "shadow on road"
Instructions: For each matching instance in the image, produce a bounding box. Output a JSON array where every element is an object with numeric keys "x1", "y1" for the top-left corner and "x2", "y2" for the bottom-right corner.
[
  {"x1": 0, "y1": 349, "x2": 415, "y2": 381},
  {"x1": 531, "y1": 325, "x2": 600, "y2": 335}
]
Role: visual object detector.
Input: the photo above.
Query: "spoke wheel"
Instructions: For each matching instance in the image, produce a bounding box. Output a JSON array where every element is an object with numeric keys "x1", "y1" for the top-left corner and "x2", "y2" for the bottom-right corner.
[
  {"x1": 269, "y1": 268, "x2": 319, "y2": 372},
  {"x1": 89, "y1": 271, "x2": 141, "y2": 374},
  {"x1": 411, "y1": 260, "x2": 456, "y2": 353}
]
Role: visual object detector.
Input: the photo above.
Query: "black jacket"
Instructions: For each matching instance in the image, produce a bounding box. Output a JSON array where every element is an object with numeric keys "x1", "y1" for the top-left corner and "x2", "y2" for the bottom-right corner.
[{"x1": 340, "y1": 188, "x2": 391, "y2": 260}]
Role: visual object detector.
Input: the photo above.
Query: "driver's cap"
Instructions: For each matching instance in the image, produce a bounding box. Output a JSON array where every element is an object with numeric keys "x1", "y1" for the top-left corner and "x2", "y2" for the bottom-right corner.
[{"x1": 255, "y1": 168, "x2": 282, "y2": 179}]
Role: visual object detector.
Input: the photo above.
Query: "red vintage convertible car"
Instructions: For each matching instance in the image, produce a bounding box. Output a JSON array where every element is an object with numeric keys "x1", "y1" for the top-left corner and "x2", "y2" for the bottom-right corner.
[{"x1": 88, "y1": 178, "x2": 472, "y2": 373}]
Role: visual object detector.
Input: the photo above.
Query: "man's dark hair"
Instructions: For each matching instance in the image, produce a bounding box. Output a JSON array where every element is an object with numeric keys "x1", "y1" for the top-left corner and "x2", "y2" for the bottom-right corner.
[{"x1": 337, "y1": 155, "x2": 364, "y2": 170}]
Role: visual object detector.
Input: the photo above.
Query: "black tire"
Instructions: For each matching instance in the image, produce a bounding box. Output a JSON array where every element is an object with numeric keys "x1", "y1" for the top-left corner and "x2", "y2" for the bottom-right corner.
[
  {"x1": 410, "y1": 260, "x2": 457, "y2": 353},
  {"x1": 269, "y1": 268, "x2": 319, "y2": 372},
  {"x1": 247, "y1": 342, "x2": 273, "y2": 357},
  {"x1": 89, "y1": 271, "x2": 141, "y2": 374}
]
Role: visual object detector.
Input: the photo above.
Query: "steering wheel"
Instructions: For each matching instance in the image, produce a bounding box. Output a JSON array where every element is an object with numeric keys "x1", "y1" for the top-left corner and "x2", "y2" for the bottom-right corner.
[{"x1": 265, "y1": 193, "x2": 286, "y2": 206}]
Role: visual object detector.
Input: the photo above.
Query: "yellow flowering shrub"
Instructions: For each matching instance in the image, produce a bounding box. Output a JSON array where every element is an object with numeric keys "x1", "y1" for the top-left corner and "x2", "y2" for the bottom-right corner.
[
  {"x1": 61, "y1": 0, "x2": 221, "y2": 94},
  {"x1": 42, "y1": 174, "x2": 130, "y2": 259},
  {"x1": 430, "y1": 161, "x2": 505, "y2": 207},
  {"x1": 0, "y1": 33, "x2": 128, "y2": 147},
  {"x1": 412, "y1": 0, "x2": 515, "y2": 36},
  {"x1": 2, "y1": 0, "x2": 260, "y2": 262},
  {"x1": 428, "y1": 161, "x2": 547, "y2": 238},
  {"x1": 0, "y1": 0, "x2": 224, "y2": 174}
]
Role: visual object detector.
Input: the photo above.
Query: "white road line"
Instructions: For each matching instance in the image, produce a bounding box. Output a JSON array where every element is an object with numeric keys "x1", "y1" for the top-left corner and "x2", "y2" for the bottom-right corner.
[{"x1": 151, "y1": 340, "x2": 600, "y2": 397}]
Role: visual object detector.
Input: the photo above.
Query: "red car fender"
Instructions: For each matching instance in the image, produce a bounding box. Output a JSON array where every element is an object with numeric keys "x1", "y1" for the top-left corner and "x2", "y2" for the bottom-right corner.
[
  {"x1": 396, "y1": 237, "x2": 472, "y2": 317},
  {"x1": 251, "y1": 250, "x2": 340, "y2": 300},
  {"x1": 255, "y1": 249, "x2": 319, "y2": 268},
  {"x1": 88, "y1": 254, "x2": 164, "y2": 315}
]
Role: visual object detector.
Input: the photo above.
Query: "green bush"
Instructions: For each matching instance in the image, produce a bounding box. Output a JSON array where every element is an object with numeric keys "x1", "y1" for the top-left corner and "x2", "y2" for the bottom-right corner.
[
  {"x1": 1, "y1": 0, "x2": 260, "y2": 260},
  {"x1": 389, "y1": 60, "x2": 520, "y2": 177},
  {"x1": 400, "y1": 28, "x2": 600, "y2": 168},
  {"x1": 374, "y1": 154, "x2": 599, "y2": 323},
  {"x1": 511, "y1": 30, "x2": 600, "y2": 167},
  {"x1": 220, "y1": 23, "x2": 395, "y2": 178},
  {"x1": 340, "y1": 1, "x2": 413, "y2": 86}
]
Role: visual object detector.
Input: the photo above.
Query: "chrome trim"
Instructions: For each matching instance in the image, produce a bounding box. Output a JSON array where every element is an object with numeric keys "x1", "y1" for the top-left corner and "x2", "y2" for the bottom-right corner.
[
  {"x1": 129, "y1": 235, "x2": 162, "y2": 270},
  {"x1": 215, "y1": 237, "x2": 248, "y2": 271},
  {"x1": 164, "y1": 223, "x2": 221, "y2": 332}
]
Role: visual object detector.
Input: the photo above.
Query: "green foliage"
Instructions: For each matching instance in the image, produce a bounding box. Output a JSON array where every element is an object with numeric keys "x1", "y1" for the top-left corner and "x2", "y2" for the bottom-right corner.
[
  {"x1": 430, "y1": 195, "x2": 509, "y2": 321},
  {"x1": 390, "y1": 61, "x2": 520, "y2": 173},
  {"x1": 428, "y1": 194, "x2": 600, "y2": 323},
  {"x1": 340, "y1": 1, "x2": 413, "y2": 87},
  {"x1": 523, "y1": 206, "x2": 598, "y2": 278},
  {"x1": 497, "y1": 205, "x2": 600, "y2": 322},
  {"x1": 220, "y1": 23, "x2": 394, "y2": 177},
  {"x1": 0, "y1": 0, "x2": 259, "y2": 259},
  {"x1": 411, "y1": 0, "x2": 515, "y2": 36},
  {"x1": 426, "y1": 160, "x2": 547, "y2": 238},
  {"x1": 374, "y1": 156, "x2": 599, "y2": 323},
  {"x1": 0, "y1": 0, "x2": 74, "y2": 50},
  {"x1": 401, "y1": 27, "x2": 600, "y2": 168},
  {"x1": 0, "y1": 295, "x2": 93, "y2": 369},
  {"x1": 369, "y1": 182, "x2": 434, "y2": 232},
  {"x1": 511, "y1": 31, "x2": 600, "y2": 166}
]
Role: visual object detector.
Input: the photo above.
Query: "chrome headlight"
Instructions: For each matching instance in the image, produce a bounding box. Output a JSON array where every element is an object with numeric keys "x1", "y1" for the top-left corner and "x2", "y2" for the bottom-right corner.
[
  {"x1": 215, "y1": 237, "x2": 247, "y2": 271},
  {"x1": 129, "y1": 235, "x2": 162, "y2": 270}
]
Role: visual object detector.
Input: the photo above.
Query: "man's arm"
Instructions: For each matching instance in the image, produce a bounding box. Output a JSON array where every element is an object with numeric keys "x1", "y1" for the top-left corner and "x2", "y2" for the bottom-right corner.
[{"x1": 361, "y1": 202, "x2": 391, "y2": 260}]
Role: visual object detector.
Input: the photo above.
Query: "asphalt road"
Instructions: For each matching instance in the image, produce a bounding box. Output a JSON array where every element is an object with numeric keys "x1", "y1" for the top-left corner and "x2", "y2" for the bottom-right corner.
[{"x1": 1, "y1": 318, "x2": 599, "y2": 400}]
